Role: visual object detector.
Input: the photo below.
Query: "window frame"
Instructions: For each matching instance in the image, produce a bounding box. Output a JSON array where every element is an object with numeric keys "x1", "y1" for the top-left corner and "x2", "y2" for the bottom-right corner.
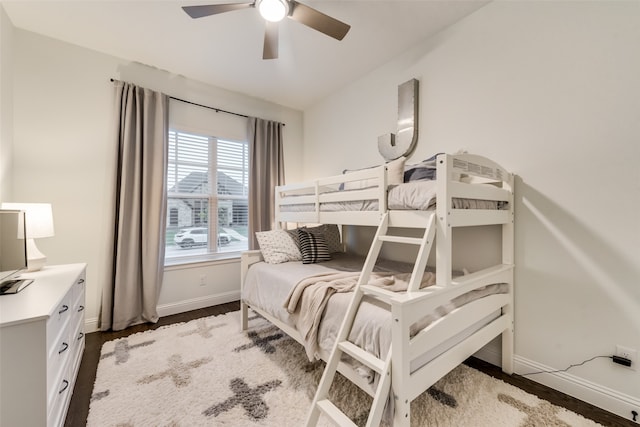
[{"x1": 165, "y1": 128, "x2": 249, "y2": 266}]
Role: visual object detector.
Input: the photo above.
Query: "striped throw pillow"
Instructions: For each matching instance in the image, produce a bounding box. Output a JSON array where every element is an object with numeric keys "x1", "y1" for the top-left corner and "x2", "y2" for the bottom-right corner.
[
  {"x1": 298, "y1": 227, "x2": 331, "y2": 264},
  {"x1": 286, "y1": 224, "x2": 343, "y2": 253}
]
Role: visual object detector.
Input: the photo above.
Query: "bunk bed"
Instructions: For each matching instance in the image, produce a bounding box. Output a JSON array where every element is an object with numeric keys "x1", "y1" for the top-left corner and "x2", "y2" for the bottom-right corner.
[{"x1": 240, "y1": 153, "x2": 514, "y2": 426}]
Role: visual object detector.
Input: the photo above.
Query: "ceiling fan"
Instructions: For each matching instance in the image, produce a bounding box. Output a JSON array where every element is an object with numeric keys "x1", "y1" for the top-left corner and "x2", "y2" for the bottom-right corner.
[{"x1": 182, "y1": 0, "x2": 351, "y2": 60}]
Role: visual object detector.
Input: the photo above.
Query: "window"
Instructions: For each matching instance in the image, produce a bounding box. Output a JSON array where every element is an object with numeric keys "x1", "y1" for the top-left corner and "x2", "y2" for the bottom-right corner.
[{"x1": 166, "y1": 129, "x2": 249, "y2": 263}]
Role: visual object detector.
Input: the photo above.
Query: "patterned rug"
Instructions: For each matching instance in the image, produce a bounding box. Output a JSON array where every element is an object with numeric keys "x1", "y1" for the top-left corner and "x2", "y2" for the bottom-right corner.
[{"x1": 88, "y1": 310, "x2": 601, "y2": 426}]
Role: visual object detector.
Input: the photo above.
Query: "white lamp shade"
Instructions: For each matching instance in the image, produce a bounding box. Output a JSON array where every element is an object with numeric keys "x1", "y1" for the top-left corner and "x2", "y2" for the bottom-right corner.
[{"x1": 1, "y1": 203, "x2": 55, "y2": 239}]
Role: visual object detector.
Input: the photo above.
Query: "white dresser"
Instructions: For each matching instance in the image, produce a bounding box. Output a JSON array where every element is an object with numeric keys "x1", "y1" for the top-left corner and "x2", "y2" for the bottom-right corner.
[{"x1": 0, "y1": 263, "x2": 87, "y2": 427}]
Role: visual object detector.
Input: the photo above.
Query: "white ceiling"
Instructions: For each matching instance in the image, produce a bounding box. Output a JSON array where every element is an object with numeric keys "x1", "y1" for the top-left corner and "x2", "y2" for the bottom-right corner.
[{"x1": 3, "y1": 0, "x2": 488, "y2": 110}]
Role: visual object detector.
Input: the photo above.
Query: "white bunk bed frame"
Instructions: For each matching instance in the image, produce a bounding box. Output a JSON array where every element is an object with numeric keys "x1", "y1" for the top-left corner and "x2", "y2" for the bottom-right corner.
[{"x1": 240, "y1": 153, "x2": 514, "y2": 426}]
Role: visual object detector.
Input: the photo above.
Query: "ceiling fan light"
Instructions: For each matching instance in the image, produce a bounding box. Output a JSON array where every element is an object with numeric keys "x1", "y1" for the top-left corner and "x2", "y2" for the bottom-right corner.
[{"x1": 257, "y1": 0, "x2": 289, "y2": 22}]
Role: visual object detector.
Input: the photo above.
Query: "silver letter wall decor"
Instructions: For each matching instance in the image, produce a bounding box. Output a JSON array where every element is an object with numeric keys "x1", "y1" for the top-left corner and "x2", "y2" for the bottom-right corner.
[{"x1": 378, "y1": 78, "x2": 419, "y2": 161}]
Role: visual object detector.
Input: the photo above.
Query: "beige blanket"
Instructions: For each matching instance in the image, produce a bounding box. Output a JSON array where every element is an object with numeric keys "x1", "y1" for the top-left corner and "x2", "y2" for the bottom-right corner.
[{"x1": 284, "y1": 270, "x2": 436, "y2": 360}]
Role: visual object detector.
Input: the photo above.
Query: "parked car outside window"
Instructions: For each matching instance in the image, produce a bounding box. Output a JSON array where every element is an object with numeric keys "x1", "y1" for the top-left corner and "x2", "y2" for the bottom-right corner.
[{"x1": 173, "y1": 227, "x2": 230, "y2": 248}]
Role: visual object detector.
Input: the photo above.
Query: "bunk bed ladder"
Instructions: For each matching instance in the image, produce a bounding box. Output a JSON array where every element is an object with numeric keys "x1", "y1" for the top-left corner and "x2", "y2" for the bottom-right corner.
[{"x1": 306, "y1": 212, "x2": 436, "y2": 427}]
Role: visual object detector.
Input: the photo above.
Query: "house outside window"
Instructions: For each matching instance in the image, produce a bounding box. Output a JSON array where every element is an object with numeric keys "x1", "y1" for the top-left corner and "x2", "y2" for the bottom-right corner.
[
  {"x1": 166, "y1": 129, "x2": 249, "y2": 263},
  {"x1": 169, "y1": 208, "x2": 179, "y2": 226}
]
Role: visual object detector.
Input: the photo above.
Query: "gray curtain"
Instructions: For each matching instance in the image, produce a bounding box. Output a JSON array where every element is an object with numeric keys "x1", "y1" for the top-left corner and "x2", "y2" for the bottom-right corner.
[
  {"x1": 248, "y1": 117, "x2": 285, "y2": 250},
  {"x1": 100, "y1": 81, "x2": 169, "y2": 331}
]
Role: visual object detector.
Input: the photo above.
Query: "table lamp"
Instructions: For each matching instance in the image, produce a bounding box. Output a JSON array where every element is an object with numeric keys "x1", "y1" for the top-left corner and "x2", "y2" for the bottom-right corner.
[{"x1": 0, "y1": 202, "x2": 55, "y2": 271}]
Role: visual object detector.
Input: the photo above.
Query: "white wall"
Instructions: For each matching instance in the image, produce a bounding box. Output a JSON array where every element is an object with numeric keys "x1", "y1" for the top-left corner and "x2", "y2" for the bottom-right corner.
[
  {"x1": 0, "y1": 5, "x2": 13, "y2": 201},
  {"x1": 10, "y1": 28, "x2": 303, "y2": 330},
  {"x1": 5, "y1": 0, "x2": 640, "y2": 420},
  {"x1": 304, "y1": 1, "x2": 640, "y2": 421}
]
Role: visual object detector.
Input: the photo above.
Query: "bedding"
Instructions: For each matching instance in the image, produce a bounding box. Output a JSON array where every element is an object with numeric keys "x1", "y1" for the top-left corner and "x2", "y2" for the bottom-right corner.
[
  {"x1": 279, "y1": 180, "x2": 507, "y2": 213},
  {"x1": 242, "y1": 253, "x2": 508, "y2": 377},
  {"x1": 284, "y1": 271, "x2": 394, "y2": 359}
]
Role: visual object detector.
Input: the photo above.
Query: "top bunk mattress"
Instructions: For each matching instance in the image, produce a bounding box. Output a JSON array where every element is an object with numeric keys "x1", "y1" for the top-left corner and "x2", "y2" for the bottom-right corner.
[{"x1": 279, "y1": 180, "x2": 508, "y2": 213}]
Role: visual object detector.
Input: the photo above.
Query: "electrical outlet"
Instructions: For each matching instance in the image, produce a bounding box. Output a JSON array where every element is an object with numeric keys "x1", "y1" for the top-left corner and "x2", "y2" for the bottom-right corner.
[
  {"x1": 615, "y1": 345, "x2": 637, "y2": 371},
  {"x1": 199, "y1": 275, "x2": 206, "y2": 286}
]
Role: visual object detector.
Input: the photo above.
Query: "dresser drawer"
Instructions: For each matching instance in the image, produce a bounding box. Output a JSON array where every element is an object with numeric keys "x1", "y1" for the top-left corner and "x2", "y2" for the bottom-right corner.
[
  {"x1": 47, "y1": 318, "x2": 84, "y2": 427},
  {"x1": 71, "y1": 275, "x2": 86, "y2": 308},
  {"x1": 50, "y1": 320, "x2": 84, "y2": 427},
  {"x1": 70, "y1": 274, "x2": 86, "y2": 363},
  {"x1": 46, "y1": 271, "x2": 86, "y2": 413},
  {"x1": 48, "y1": 363, "x2": 74, "y2": 427},
  {"x1": 46, "y1": 291, "x2": 74, "y2": 351},
  {"x1": 71, "y1": 277, "x2": 86, "y2": 330},
  {"x1": 70, "y1": 311, "x2": 85, "y2": 368},
  {"x1": 46, "y1": 272, "x2": 85, "y2": 360},
  {"x1": 47, "y1": 325, "x2": 73, "y2": 400}
]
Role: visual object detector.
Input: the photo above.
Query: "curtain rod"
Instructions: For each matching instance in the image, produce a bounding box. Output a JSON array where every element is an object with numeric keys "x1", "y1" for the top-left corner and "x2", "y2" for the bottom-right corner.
[
  {"x1": 171, "y1": 96, "x2": 249, "y2": 119},
  {"x1": 109, "y1": 78, "x2": 284, "y2": 125}
]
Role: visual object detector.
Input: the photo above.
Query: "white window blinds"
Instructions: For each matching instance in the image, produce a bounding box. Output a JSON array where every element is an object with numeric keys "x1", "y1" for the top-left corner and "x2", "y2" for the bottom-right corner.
[{"x1": 166, "y1": 130, "x2": 249, "y2": 263}]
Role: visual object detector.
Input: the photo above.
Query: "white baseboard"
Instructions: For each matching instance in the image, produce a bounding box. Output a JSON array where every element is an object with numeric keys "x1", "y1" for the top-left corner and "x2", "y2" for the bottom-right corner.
[
  {"x1": 473, "y1": 344, "x2": 639, "y2": 423},
  {"x1": 514, "y1": 356, "x2": 639, "y2": 424},
  {"x1": 83, "y1": 291, "x2": 241, "y2": 333},
  {"x1": 85, "y1": 317, "x2": 100, "y2": 333},
  {"x1": 156, "y1": 291, "x2": 240, "y2": 318}
]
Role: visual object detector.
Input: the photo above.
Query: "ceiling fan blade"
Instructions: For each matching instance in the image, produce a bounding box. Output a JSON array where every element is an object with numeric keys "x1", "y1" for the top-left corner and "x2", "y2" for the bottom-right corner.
[
  {"x1": 263, "y1": 21, "x2": 279, "y2": 60},
  {"x1": 182, "y1": 3, "x2": 254, "y2": 19},
  {"x1": 288, "y1": 0, "x2": 350, "y2": 41}
]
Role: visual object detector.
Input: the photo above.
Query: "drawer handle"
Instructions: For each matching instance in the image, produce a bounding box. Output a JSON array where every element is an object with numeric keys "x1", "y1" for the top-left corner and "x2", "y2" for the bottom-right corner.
[
  {"x1": 77, "y1": 305, "x2": 85, "y2": 312},
  {"x1": 59, "y1": 380, "x2": 69, "y2": 394},
  {"x1": 77, "y1": 278, "x2": 85, "y2": 284},
  {"x1": 59, "y1": 305, "x2": 69, "y2": 315},
  {"x1": 59, "y1": 342, "x2": 69, "y2": 354},
  {"x1": 77, "y1": 332, "x2": 84, "y2": 341}
]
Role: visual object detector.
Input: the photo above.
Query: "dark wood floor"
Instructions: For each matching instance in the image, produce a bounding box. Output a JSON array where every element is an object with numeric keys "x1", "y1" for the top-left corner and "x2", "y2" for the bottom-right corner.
[{"x1": 65, "y1": 302, "x2": 634, "y2": 427}]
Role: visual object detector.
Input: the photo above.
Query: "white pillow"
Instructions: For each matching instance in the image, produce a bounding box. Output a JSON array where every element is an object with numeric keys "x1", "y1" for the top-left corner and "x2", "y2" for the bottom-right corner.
[
  {"x1": 255, "y1": 229, "x2": 302, "y2": 264},
  {"x1": 342, "y1": 166, "x2": 378, "y2": 190},
  {"x1": 385, "y1": 156, "x2": 406, "y2": 185},
  {"x1": 342, "y1": 156, "x2": 406, "y2": 190}
]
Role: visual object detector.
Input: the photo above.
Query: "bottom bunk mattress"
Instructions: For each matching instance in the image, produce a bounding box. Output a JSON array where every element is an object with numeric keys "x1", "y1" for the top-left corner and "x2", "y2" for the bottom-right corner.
[{"x1": 242, "y1": 253, "x2": 507, "y2": 382}]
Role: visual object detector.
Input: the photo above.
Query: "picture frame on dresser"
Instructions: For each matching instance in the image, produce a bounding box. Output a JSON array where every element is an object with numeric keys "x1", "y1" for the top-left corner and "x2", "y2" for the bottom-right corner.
[{"x1": 0, "y1": 263, "x2": 87, "y2": 427}]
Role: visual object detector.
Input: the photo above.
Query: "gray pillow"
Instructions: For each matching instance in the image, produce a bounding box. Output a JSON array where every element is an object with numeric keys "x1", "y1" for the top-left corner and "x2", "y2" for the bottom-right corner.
[
  {"x1": 403, "y1": 153, "x2": 442, "y2": 182},
  {"x1": 286, "y1": 224, "x2": 342, "y2": 253}
]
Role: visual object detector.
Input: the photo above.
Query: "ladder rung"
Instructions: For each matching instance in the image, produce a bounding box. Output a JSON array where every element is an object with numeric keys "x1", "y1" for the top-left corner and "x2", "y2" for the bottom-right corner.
[
  {"x1": 338, "y1": 341, "x2": 385, "y2": 373},
  {"x1": 361, "y1": 284, "x2": 396, "y2": 302},
  {"x1": 317, "y1": 400, "x2": 358, "y2": 427},
  {"x1": 378, "y1": 235, "x2": 423, "y2": 245}
]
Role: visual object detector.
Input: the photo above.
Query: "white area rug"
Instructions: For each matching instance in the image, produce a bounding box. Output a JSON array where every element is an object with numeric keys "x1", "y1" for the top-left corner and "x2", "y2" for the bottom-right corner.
[{"x1": 88, "y1": 311, "x2": 602, "y2": 426}]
